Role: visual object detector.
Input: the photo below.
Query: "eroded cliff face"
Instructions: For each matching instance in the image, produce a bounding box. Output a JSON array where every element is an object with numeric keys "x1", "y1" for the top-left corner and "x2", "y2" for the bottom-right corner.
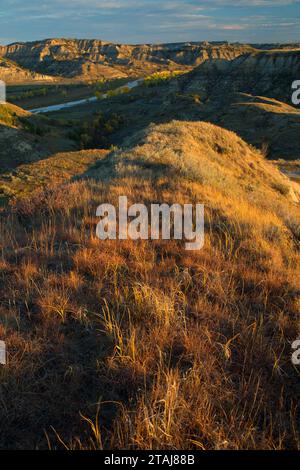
[
  {"x1": 183, "y1": 49, "x2": 300, "y2": 103},
  {"x1": 0, "y1": 57, "x2": 55, "y2": 84},
  {"x1": 0, "y1": 39, "x2": 254, "y2": 79},
  {"x1": 1, "y1": 38, "x2": 299, "y2": 87}
]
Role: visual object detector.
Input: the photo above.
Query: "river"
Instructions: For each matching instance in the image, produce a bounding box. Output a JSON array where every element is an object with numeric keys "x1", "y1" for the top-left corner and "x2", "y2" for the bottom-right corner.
[{"x1": 29, "y1": 79, "x2": 143, "y2": 114}]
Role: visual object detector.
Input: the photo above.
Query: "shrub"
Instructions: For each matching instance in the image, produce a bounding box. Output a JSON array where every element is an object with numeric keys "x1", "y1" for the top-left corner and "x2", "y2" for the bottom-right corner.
[{"x1": 73, "y1": 112, "x2": 124, "y2": 149}]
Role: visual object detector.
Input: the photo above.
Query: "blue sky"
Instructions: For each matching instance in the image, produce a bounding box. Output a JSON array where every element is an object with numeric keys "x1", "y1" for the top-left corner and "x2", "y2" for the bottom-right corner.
[{"x1": 0, "y1": 0, "x2": 300, "y2": 44}]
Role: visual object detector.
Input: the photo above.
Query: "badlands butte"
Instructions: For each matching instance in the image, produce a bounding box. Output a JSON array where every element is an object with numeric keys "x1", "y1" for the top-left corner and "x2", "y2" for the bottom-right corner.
[
  {"x1": 0, "y1": 39, "x2": 256, "y2": 81},
  {"x1": 0, "y1": 38, "x2": 300, "y2": 450},
  {"x1": 0, "y1": 38, "x2": 299, "y2": 81}
]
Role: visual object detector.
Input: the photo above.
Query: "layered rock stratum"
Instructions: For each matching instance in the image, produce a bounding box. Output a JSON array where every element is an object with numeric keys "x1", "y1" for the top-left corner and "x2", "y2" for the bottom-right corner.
[{"x1": 0, "y1": 39, "x2": 255, "y2": 80}]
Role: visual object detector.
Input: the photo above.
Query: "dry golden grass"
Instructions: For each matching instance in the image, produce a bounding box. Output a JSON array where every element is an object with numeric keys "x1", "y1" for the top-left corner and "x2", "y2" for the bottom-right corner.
[
  {"x1": 0, "y1": 121, "x2": 299, "y2": 449},
  {"x1": 0, "y1": 149, "x2": 108, "y2": 202}
]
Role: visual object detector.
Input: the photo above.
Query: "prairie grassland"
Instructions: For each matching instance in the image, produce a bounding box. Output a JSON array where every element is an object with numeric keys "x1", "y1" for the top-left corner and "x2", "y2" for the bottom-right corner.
[{"x1": 0, "y1": 121, "x2": 299, "y2": 450}]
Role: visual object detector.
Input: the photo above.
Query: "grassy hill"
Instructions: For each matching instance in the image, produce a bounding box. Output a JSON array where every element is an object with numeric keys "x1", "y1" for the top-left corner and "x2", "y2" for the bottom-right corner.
[
  {"x1": 0, "y1": 121, "x2": 299, "y2": 449},
  {"x1": 0, "y1": 103, "x2": 75, "y2": 174},
  {"x1": 214, "y1": 94, "x2": 300, "y2": 161}
]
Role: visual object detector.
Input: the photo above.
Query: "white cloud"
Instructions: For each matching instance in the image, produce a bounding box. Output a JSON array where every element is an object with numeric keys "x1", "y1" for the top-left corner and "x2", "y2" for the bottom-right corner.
[
  {"x1": 221, "y1": 24, "x2": 247, "y2": 30},
  {"x1": 208, "y1": 0, "x2": 299, "y2": 4}
]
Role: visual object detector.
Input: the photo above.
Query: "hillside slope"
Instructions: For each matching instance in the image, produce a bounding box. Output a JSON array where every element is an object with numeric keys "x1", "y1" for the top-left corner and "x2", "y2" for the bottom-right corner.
[
  {"x1": 0, "y1": 57, "x2": 56, "y2": 84},
  {"x1": 64, "y1": 76, "x2": 300, "y2": 161},
  {"x1": 0, "y1": 103, "x2": 50, "y2": 172},
  {"x1": 100, "y1": 120, "x2": 300, "y2": 203},
  {"x1": 184, "y1": 49, "x2": 300, "y2": 103},
  {"x1": 0, "y1": 149, "x2": 108, "y2": 205},
  {"x1": 0, "y1": 103, "x2": 75, "y2": 174},
  {"x1": 215, "y1": 94, "x2": 300, "y2": 161},
  {"x1": 0, "y1": 121, "x2": 299, "y2": 449}
]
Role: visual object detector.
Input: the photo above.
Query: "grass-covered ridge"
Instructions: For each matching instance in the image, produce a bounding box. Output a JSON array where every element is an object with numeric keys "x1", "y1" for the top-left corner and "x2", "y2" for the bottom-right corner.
[
  {"x1": 0, "y1": 121, "x2": 299, "y2": 449},
  {"x1": 0, "y1": 102, "x2": 29, "y2": 126}
]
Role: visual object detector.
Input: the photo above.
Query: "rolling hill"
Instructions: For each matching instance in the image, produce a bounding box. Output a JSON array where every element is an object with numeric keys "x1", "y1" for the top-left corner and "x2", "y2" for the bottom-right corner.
[
  {"x1": 0, "y1": 102, "x2": 75, "y2": 175},
  {"x1": 0, "y1": 121, "x2": 299, "y2": 449}
]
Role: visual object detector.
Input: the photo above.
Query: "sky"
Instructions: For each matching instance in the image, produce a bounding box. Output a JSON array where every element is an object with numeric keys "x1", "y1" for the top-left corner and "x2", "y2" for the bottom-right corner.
[{"x1": 0, "y1": 0, "x2": 300, "y2": 45}]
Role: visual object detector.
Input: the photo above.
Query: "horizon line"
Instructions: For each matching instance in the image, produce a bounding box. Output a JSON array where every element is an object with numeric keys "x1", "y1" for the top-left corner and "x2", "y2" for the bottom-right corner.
[{"x1": 1, "y1": 37, "x2": 299, "y2": 48}]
